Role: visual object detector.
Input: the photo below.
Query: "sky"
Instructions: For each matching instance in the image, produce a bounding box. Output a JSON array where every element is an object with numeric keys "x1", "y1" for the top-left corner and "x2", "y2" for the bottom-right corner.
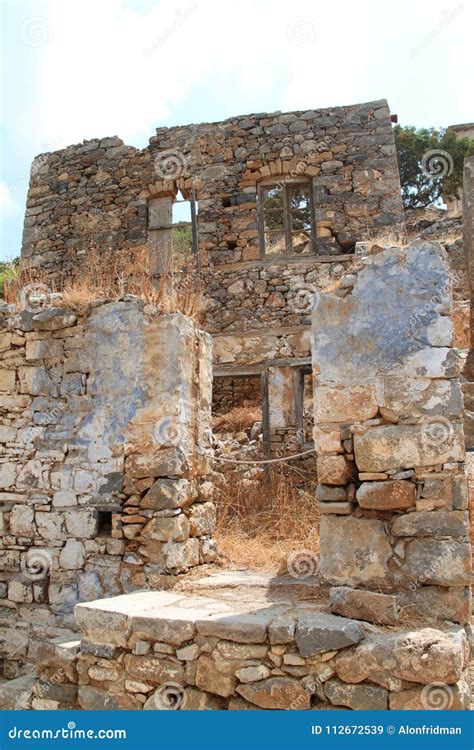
[{"x1": 0, "y1": 0, "x2": 473, "y2": 261}]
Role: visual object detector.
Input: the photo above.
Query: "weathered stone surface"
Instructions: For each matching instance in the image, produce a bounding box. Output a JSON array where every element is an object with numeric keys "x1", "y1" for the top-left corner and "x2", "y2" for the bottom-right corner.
[
  {"x1": 402, "y1": 586, "x2": 471, "y2": 625},
  {"x1": 195, "y1": 653, "x2": 236, "y2": 697},
  {"x1": 123, "y1": 654, "x2": 184, "y2": 684},
  {"x1": 295, "y1": 613, "x2": 365, "y2": 657},
  {"x1": 143, "y1": 514, "x2": 189, "y2": 542},
  {"x1": 317, "y1": 455, "x2": 356, "y2": 485},
  {"x1": 319, "y1": 516, "x2": 391, "y2": 585},
  {"x1": 314, "y1": 386, "x2": 378, "y2": 422},
  {"x1": 196, "y1": 611, "x2": 270, "y2": 644},
  {"x1": 78, "y1": 685, "x2": 123, "y2": 710},
  {"x1": 312, "y1": 244, "x2": 452, "y2": 386},
  {"x1": 356, "y1": 480, "x2": 415, "y2": 510},
  {"x1": 237, "y1": 676, "x2": 310, "y2": 709},
  {"x1": 141, "y1": 478, "x2": 197, "y2": 510},
  {"x1": 0, "y1": 673, "x2": 35, "y2": 709},
  {"x1": 391, "y1": 511, "x2": 468, "y2": 538},
  {"x1": 236, "y1": 665, "x2": 271, "y2": 683},
  {"x1": 389, "y1": 679, "x2": 470, "y2": 710},
  {"x1": 401, "y1": 539, "x2": 472, "y2": 586},
  {"x1": 324, "y1": 678, "x2": 388, "y2": 710},
  {"x1": 329, "y1": 587, "x2": 398, "y2": 625},
  {"x1": 316, "y1": 485, "x2": 347, "y2": 502},
  {"x1": 354, "y1": 424, "x2": 464, "y2": 473},
  {"x1": 188, "y1": 502, "x2": 216, "y2": 537},
  {"x1": 335, "y1": 628, "x2": 468, "y2": 687}
]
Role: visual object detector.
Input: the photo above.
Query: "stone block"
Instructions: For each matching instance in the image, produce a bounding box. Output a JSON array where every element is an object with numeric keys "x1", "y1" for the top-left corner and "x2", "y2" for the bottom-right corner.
[
  {"x1": 329, "y1": 587, "x2": 398, "y2": 625},
  {"x1": 126, "y1": 447, "x2": 189, "y2": 479},
  {"x1": 314, "y1": 385, "x2": 378, "y2": 422},
  {"x1": 391, "y1": 511, "x2": 469, "y2": 538},
  {"x1": 9, "y1": 504, "x2": 35, "y2": 536},
  {"x1": 324, "y1": 678, "x2": 388, "y2": 710},
  {"x1": 123, "y1": 654, "x2": 184, "y2": 685},
  {"x1": 354, "y1": 424, "x2": 464, "y2": 472},
  {"x1": 236, "y1": 677, "x2": 310, "y2": 709},
  {"x1": 0, "y1": 369, "x2": 16, "y2": 392},
  {"x1": 196, "y1": 611, "x2": 270, "y2": 644},
  {"x1": 195, "y1": 653, "x2": 236, "y2": 697},
  {"x1": 59, "y1": 539, "x2": 85, "y2": 570},
  {"x1": 319, "y1": 516, "x2": 391, "y2": 585},
  {"x1": 402, "y1": 586, "x2": 471, "y2": 625},
  {"x1": 316, "y1": 485, "x2": 347, "y2": 502},
  {"x1": 317, "y1": 455, "x2": 356, "y2": 485},
  {"x1": 143, "y1": 514, "x2": 189, "y2": 542},
  {"x1": 188, "y1": 502, "x2": 216, "y2": 537},
  {"x1": 141, "y1": 478, "x2": 197, "y2": 510},
  {"x1": 162, "y1": 539, "x2": 199, "y2": 572},
  {"x1": 295, "y1": 613, "x2": 365, "y2": 657},
  {"x1": 402, "y1": 539, "x2": 471, "y2": 586},
  {"x1": 335, "y1": 627, "x2": 468, "y2": 687},
  {"x1": 356, "y1": 480, "x2": 415, "y2": 510}
]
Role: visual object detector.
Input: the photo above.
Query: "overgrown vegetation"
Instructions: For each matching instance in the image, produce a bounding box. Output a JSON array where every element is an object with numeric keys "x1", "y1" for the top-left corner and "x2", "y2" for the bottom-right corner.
[
  {"x1": 172, "y1": 221, "x2": 193, "y2": 254},
  {"x1": 394, "y1": 125, "x2": 474, "y2": 209},
  {"x1": 3, "y1": 246, "x2": 203, "y2": 321},
  {"x1": 213, "y1": 405, "x2": 261, "y2": 433},
  {"x1": 0, "y1": 257, "x2": 20, "y2": 297},
  {"x1": 214, "y1": 467, "x2": 319, "y2": 572}
]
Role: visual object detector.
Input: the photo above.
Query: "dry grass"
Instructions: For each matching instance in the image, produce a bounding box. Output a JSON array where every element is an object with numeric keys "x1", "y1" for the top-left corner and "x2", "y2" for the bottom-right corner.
[
  {"x1": 213, "y1": 405, "x2": 262, "y2": 433},
  {"x1": 214, "y1": 467, "x2": 319, "y2": 572},
  {"x1": 4, "y1": 245, "x2": 203, "y2": 322}
]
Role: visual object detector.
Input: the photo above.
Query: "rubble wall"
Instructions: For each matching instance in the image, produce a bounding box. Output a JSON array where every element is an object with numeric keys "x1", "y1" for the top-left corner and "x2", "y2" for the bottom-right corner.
[
  {"x1": 0, "y1": 301, "x2": 215, "y2": 679},
  {"x1": 22, "y1": 100, "x2": 404, "y2": 348},
  {"x1": 26, "y1": 590, "x2": 471, "y2": 711},
  {"x1": 312, "y1": 241, "x2": 472, "y2": 624}
]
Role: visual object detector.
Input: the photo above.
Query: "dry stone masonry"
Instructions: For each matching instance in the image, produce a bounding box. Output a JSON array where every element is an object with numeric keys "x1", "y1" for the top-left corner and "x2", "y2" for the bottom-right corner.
[
  {"x1": 22, "y1": 100, "x2": 405, "y2": 451},
  {"x1": 0, "y1": 300, "x2": 215, "y2": 679},
  {"x1": 313, "y1": 240, "x2": 472, "y2": 627}
]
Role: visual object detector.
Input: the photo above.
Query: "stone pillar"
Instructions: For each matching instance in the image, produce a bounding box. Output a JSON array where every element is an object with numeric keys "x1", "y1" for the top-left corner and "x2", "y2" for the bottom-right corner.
[{"x1": 312, "y1": 241, "x2": 472, "y2": 625}]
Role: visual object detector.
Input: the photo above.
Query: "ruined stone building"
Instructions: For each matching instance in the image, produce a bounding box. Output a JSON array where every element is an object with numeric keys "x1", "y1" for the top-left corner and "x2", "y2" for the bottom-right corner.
[
  {"x1": 1, "y1": 99, "x2": 473, "y2": 711},
  {"x1": 20, "y1": 98, "x2": 405, "y2": 456}
]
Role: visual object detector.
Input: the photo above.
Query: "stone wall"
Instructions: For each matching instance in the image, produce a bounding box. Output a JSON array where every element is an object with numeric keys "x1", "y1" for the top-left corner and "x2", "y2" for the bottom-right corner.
[
  {"x1": 0, "y1": 300, "x2": 215, "y2": 679},
  {"x1": 312, "y1": 241, "x2": 472, "y2": 624},
  {"x1": 21, "y1": 100, "x2": 405, "y2": 448},
  {"x1": 26, "y1": 584, "x2": 471, "y2": 710}
]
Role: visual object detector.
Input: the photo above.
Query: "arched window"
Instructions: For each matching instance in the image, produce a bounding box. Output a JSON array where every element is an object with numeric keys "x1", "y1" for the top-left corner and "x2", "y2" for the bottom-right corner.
[{"x1": 258, "y1": 177, "x2": 315, "y2": 257}]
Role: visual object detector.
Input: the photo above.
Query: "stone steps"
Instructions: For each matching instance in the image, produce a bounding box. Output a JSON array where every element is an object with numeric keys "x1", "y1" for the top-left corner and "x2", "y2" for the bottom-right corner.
[{"x1": 0, "y1": 672, "x2": 35, "y2": 710}]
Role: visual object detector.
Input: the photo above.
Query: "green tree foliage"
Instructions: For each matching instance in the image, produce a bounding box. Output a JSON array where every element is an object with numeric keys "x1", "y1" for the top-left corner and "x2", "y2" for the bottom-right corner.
[
  {"x1": 0, "y1": 257, "x2": 19, "y2": 297},
  {"x1": 394, "y1": 125, "x2": 474, "y2": 210},
  {"x1": 172, "y1": 222, "x2": 193, "y2": 254}
]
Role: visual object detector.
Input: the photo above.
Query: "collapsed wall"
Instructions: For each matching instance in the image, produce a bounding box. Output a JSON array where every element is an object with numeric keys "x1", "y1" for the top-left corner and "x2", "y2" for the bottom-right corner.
[
  {"x1": 0, "y1": 299, "x2": 215, "y2": 679},
  {"x1": 313, "y1": 240, "x2": 472, "y2": 624}
]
